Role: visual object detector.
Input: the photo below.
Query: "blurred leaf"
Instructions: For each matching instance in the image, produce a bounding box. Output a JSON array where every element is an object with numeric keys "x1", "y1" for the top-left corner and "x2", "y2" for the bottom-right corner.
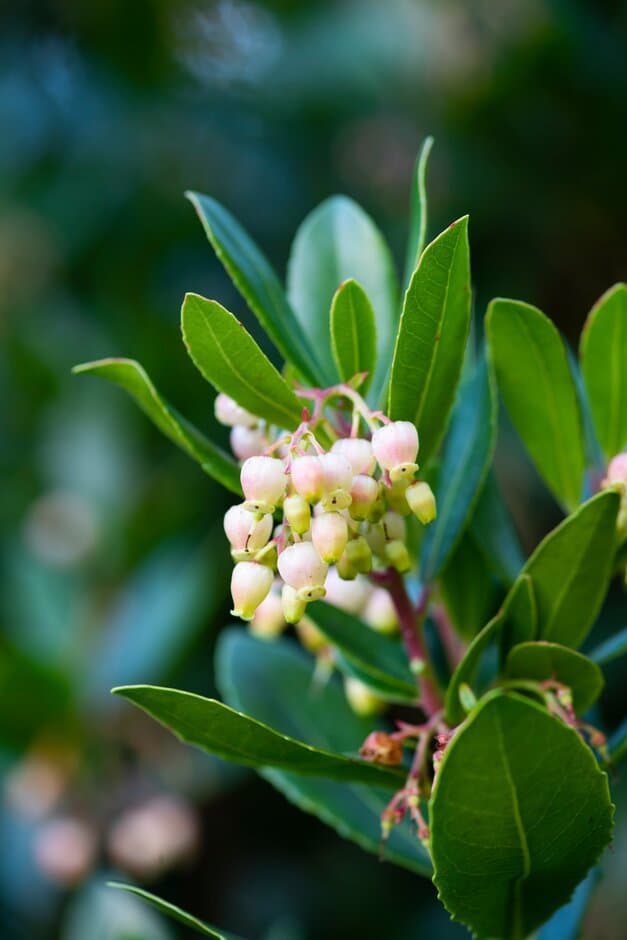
[
  {"x1": 538, "y1": 869, "x2": 600, "y2": 940},
  {"x1": 403, "y1": 136, "x2": 434, "y2": 291},
  {"x1": 468, "y1": 471, "x2": 525, "y2": 586},
  {"x1": 181, "y1": 294, "x2": 302, "y2": 430},
  {"x1": 505, "y1": 641, "x2": 604, "y2": 713},
  {"x1": 589, "y1": 626, "x2": 627, "y2": 666},
  {"x1": 187, "y1": 192, "x2": 320, "y2": 385},
  {"x1": 329, "y1": 279, "x2": 377, "y2": 392},
  {"x1": 440, "y1": 533, "x2": 500, "y2": 640},
  {"x1": 216, "y1": 629, "x2": 431, "y2": 876},
  {"x1": 580, "y1": 283, "x2": 627, "y2": 459},
  {"x1": 608, "y1": 718, "x2": 627, "y2": 767},
  {"x1": 567, "y1": 348, "x2": 604, "y2": 480},
  {"x1": 108, "y1": 884, "x2": 241, "y2": 939},
  {"x1": 113, "y1": 683, "x2": 404, "y2": 788},
  {"x1": 62, "y1": 878, "x2": 172, "y2": 940},
  {"x1": 72, "y1": 358, "x2": 240, "y2": 494},
  {"x1": 389, "y1": 217, "x2": 471, "y2": 465},
  {"x1": 486, "y1": 298, "x2": 585, "y2": 510},
  {"x1": 521, "y1": 490, "x2": 619, "y2": 648},
  {"x1": 421, "y1": 355, "x2": 496, "y2": 580},
  {"x1": 430, "y1": 692, "x2": 613, "y2": 940},
  {"x1": 0, "y1": 642, "x2": 72, "y2": 749},
  {"x1": 309, "y1": 601, "x2": 416, "y2": 701},
  {"x1": 287, "y1": 196, "x2": 399, "y2": 399},
  {"x1": 445, "y1": 575, "x2": 535, "y2": 725}
]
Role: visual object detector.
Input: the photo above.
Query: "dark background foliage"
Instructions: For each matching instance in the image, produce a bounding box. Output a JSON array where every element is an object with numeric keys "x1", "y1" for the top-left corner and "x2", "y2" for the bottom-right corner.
[{"x1": 1, "y1": 1, "x2": 626, "y2": 937}]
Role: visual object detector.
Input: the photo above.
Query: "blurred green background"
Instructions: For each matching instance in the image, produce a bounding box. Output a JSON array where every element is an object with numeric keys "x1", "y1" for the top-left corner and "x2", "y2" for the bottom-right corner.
[{"x1": 1, "y1": 1, "x2": 627, "y2": 937}]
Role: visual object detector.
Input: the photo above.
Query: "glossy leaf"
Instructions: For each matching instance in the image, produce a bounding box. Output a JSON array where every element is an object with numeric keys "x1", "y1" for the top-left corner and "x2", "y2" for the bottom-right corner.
[
  {"x1": 430, "y1": 692, "x2": 613, "y2": 940},
  {"x1": 181, "y1": 293, "x2": 302, "y2": 430},
  {"x1": 403, "y1": 135, "x2": 434, "y2": 290},
  {"x1": 309, "y1": 601, "x2": 416, "y2": 701},
  {"x1": 108, "y1": 884, "x2": 241, "y2": 939},
  {"x1": 505, "y1": 641, "x2": 604, "y2": 713},
  {"x1": 187, "y1": 191, "x2": 320, "y2": 384},
  {"x1": 486, "y1": 298, "x2": 585, "y2": 510},
  {"x1": 389, "y1": 216, "x2": 471, "y2": 465},
  {"x1": 421, "y1": 355, "x2": 496, "y2": 580},
  {"x1": 112, "y1": 684, "x2": 403, "y2": 788},
  {"x1": 580, "y1": 283, "x2": 627, "y2": 459},
  {"x1": 445, "y1": 575, "x2": 535, "y2": 725},
  {"x1": 521, "y1": 490, "x2": 619, "y2": 649},
  {"x1": 330, "y1": 279, "x2": 377, "y2": 391},
  {"x1": 589, "y1": 626, "x2": 627, "y2": 666},
  {"x1": 469, "y1": 471, "x2": 525, "y2": 586},
  {"x1": 72, "y1": 358, "x2": 241, "y2": 494},
  {"x1": 440, "y1": 533, "x2": 501, "y2": 640},
  {"x1": 287, "y1": 195, "x2": 399, "y2": 398},
  {"x1": 216, "y1": 629, "x2": 431, "y2": 876}
]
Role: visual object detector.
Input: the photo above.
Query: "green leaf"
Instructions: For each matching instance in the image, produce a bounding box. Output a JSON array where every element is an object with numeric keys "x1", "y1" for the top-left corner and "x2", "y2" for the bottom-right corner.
[
  {"x1": 403, "y1": 136, "x2": 434, "y2": 290},
  {"x1": 421, "y1": 354, "x2": 496, "y2": 580},
  {"x1": 216, "y1": 629, "x2": 431, "y2": 876},
  {"x1": 469, "y1": 471, "x2": 525, "y2": 586},
  {"x1": 430, "y1": 691, "x2": 613, "y2": 940},
  {"x1": 72, "y1": 358, "x2": 241, "y2": 494},
  {"x1": 589, "y1": 626, "x2": 627, "y2": 666},
  {"x1": 486, "y1": 298, "x2": 585, "y2": 510},
  {"x1": 309, "y1": 601, "x2": 416, "y2": 702},
  {"x1": 445, "y1": 575, "x2": 535, "y2": 725},
  {"x1": 187, "y1": 191, "x2": 320, "y2": 385},
  {"x1": 505, "y1": 641, "x2": 604, "y2": 713},
  {"x1": 538, "y1": 869, "x2": 600, "y2": 940},
  {"x1": 580, "y1": 283, "x2": 627, "y2": 459},
  {"x1": 608, "y1": 717, "x2": 627, "y2": 767},
  {"x1": 112, "y1": 684, "x2": 404, "y2": 789},
  {"x1": 108, "y1": 884, "x2": 240, "y2": 940},
  {"x1": 389, "y1": 216, "x2": 471, "y2": 465},
  {"x1": 521, "y1": 490, "x2": 619, "y2": 648},
  {"x1": 440, "y1": 533, "x2": 501, "y2": 640},
  {"x1": 181, "y1": 293, "x2": 302, "y2": 430},
  {"x1": 287, "y1": 195, "x2": 399, "y2": 399},
  {"x1": 329, "y1": 279, "x2": 377, "y2": 391}
]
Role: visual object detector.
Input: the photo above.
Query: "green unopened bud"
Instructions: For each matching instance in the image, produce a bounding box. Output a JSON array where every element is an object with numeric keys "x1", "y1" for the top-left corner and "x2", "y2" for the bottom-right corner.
[
  {"x1": 386, "y1": 479, "x2": 412, "y2": 515},
  {"x1": 336, "y1": 552, "x2": 358, "y2": 580},
  {"x1": 344, "y1": 677, "x2": 385, "y2": 717},
  {"x1": 344, "y1": 535, "x2": 372, "y2": 573},
  {"x1": 384, "y1": 539, "x2": 412, "y2": 573},
  {"x1": 406, "y1": 481, "x2": 437, "y2": 524},
  {"x1": 283, "y1": 494, "x2": 311, "y2": 535},
  {"x1": 254, "y1": 542, "x2": 278, "y2": 569},
  {"x1": 295, "y1": 615, "x2": 327, "y2": 653},
  {"x1": 363, "y1": 587, "x2": 398, "y2": 635},
  {"x1": 281, "y1": 583, "x2": 307, "y2": 624}
]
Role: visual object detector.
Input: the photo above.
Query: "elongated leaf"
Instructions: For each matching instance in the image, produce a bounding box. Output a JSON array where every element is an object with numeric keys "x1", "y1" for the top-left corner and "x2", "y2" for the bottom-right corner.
[
  {"x1": 430, "y1": 691, "x2": 613, "y2": 940},
  {"x1": 287, "y1": 195, "x2": 399, "y2": 399},
  {"x1": 469, "y1": 471, "x2": 525, "y2": 586},
  {"x1": 486, "y1": 298, "x2": 585, "y2": 510},
  {"x1": 567, "y1": 347, "x2": 604, "y2": 480},
  {"x1": 589, "y1": 626, "x2": 627, "y2": 666},
  {"x1": 389, "y1": 216, "x2": 471, "y2": 465},
  {"x1": 521, "y1": 490, "x2": 619, "y2": 649},
  {"x1": 72, "y1": 358, "x2": 240, "y2": 494},
  {"x1": 216, "y1": 629, "x2": 431, "y2": 875},
  {"x1": 505, "y1": 641, "x2": 604, "y2": 713},
  {"x1": 440, "y1": 533, "x2": 501, "y2": 640},
  {"x1": 421, "y1": 355, "x2": 496, "y2": 579},
  {"x1": 330, "y1": 279, "x2": 377, "y2": 391},
  {"x1": 187, "y1": 191, "x2": 320, "y2": 384},
  {"x1": 181, "y1": 293, "x2": 302, "y2": 430},
  {"x1": 108, "y1": 884, "x2": 240, "y2": 940},
  {"x1": 309, "y1": 601, "x2": 416, "y2": 701},
  {"x1": 403, "y1": 136, "x2": 434, "y2": 290},
  {"x1": 112, "y1": 684, "x2": 403, "y2": 788},
  {"x1": 580, "y1": 283, "x2": 627, "y2": 459},
  {"x1": 445, "y1": 575, "x2": 535, "y2": 725}
]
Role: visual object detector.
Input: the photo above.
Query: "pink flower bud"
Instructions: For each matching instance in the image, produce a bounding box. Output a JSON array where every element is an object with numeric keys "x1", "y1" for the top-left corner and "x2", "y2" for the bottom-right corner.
[
  {"x1": 283, "y1": 494, "x2": 311, "y2": 534},
  {"x1": 363, "y1": 588, "x2": 399, "y2": 634},
  {"x1": 604, "y1": 452, "x2": 627, "y2": 485},
  {"x1": 311, "y1": 512, "x2": 349, "y2": 564},
  {"x1": 277, "y1": 542, "x2": 328, "y2": 601},
  {"x1": 230, "y1": 561, "x2": 274, "y2": 620},
  {"x1": 215, "y1": 393, "x2": 258, "y2": 428},
  {"x1": 319, "y1": 453, "x2": 353, "y2": 511},
  {"x1": 406, "y1": 481, "x2": 437, "y2": 524},
  {"x1": 324, "y1": 566, "x2": 372, "y2": 613},
  {"x1": 250, "y1": 589, "x2": 286, "y2": 639},
  {"x1": 224, "y1": 504, "x2": 273, "y2": 553},
  {"x1": 281, "y1": 583, "x2": 308, "y2": 624},
  {"x1": 372, "y1": 421, "x2": 419, "y2": 482},
  {"x1": 344, "y1": 677, "x2": 385, "y2": 716},
  {"x1": 241, "y1": 456, "x2": 286, "y2": 513},
  {"x1": 349, "y1": 474, "x2": 379, "y2": 520},
  {"x1": 331, "y1": 438, "x2": 376, "y2": 476},
  {"x1": 291, "y1": 455, "x2": 325, "y2": 503},
  {"x1": 230, "y1": 425, "x2": 268, "y2": 460}
]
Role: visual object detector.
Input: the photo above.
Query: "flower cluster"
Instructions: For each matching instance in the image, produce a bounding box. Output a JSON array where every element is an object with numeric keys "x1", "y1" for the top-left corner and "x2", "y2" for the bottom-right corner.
[{"x1": 216, "y1": 382, "x2": 437, "y2": 643}]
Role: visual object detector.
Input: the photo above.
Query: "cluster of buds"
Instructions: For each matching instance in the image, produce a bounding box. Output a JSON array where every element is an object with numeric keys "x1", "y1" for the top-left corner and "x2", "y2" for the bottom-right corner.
[{"x1": 218, "y1": 383, "x2": 437, "y2": 635}]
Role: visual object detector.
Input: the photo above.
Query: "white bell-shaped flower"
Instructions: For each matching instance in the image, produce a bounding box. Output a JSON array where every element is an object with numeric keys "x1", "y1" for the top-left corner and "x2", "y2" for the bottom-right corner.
[
  {"x1": 215, "y1": 393, "x2": 258, "y2": 429},
  {"x1": 331, "y1": 438, "x2": 376, "y2": 476},
  {"x1": 223, "y1": 505, "x2": 273, "y2": 559},
  {"x1": 230, "y1": 426, "x2": 268, "y2": 461},
  {"x1": 311, "y1": 511, "x2": 348, "y2": 564},
  {"x1": 230, "y1": 562, "x2": 274, "y2": 620},
  {"x1": 241, "y1": 456, "x2": 286, "y2": 513},
  {"x1": 372, "y1": 421, "x2": 419, "y2": 482},
  {"x1": 277, "y1": 542, "x2": 328, "y2": 601}
]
